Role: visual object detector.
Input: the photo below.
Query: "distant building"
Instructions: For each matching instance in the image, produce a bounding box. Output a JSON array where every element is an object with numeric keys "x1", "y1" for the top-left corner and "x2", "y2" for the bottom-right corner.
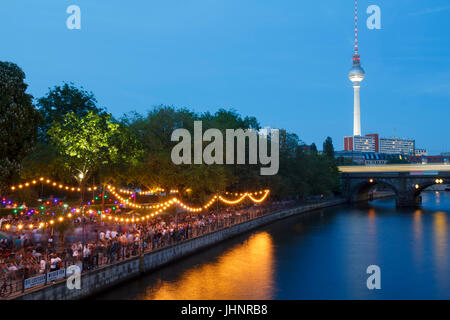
[
  {"x1": 344, "y1": 134, "x2": 377, "y2": 153},
  {"x1": 335, "y1": 150, "x2": 365, "y2": 165},
  {"x1": 415, "y1": 148, "x2": 428, "y2": 156},
  {"x1": 409, "y1": 155, "x2": 450, "y2": 164},
  {"x1": 363, "y1": 153, "x2": 388, "y2": 165},
  {"x1": 379, "y1": 137, "x2": 415, "y2": 155},
  {"x1": 354, "y1": 135, "x2": 377, "y2": 152},
  {"x1": 363, "y1": 153, "x2": 406, "y2": 165},
  {"x1": 335, "y1": 151, "x2": 408, "y2": 165},
  {"x1": 344, "y1": 136, "x2": 353, "y2": 151},
  {"x1": 365, "y1": 134, "x2": 379, "y2": 153}
]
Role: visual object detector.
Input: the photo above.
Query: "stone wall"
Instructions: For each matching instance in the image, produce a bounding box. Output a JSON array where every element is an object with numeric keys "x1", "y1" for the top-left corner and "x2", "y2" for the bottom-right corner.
[{"x1": 16, "y1": 199, "x2": 346, "y2": 300}]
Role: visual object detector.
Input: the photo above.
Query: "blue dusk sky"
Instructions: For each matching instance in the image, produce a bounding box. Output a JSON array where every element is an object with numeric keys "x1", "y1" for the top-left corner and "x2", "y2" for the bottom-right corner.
[{"x1": 1, "y1": 1, "x2": 449, "y2": 154}]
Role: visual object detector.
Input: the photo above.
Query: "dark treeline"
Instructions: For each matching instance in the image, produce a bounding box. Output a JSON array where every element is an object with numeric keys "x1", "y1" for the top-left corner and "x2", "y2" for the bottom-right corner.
[{"x1": 1, "y1": 62, "x2": 340, "y2": 204}]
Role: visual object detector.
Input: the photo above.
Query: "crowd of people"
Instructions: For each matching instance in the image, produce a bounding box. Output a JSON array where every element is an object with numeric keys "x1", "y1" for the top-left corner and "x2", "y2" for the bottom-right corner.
[{"x1": 0, "y1": 200, "x2": 297, "y2": 295}]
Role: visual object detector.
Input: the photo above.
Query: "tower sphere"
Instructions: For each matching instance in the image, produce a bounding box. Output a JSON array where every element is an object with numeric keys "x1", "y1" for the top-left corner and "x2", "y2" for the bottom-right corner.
[{"x1": 349, "y1": 64, "x2": 365, "y2": 83}]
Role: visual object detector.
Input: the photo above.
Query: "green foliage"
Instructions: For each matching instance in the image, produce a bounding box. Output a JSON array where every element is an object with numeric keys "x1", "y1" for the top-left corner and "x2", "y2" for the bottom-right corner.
[
  {"x1": 200, "y1": 109, "x2": 261, "y2": 191},
  {"x1": 0, "y1": 61, "x2": 40, "y2": 192},
  {"x1": 120, "y1": 106, "x2": 340, "y2": 200},
  {"x1": 44, "y1": 104, "x2": 341, "y2": 201},
  {"x1": 47, "y1": 111, "x2": 121, "y2": 182},
  {"x1": 2, "y1": 63, "x2": 341, "y2": 201},
  {"x1": 323, "y1": 136, "x2": 335, "y2": 159},
  {"x1": 37, "y1": 82, "x2": 103, "y2": 140},
  {"x1": 24, "y1": 84, "x2": 142, "y2": 188},
  {"x1": 336, "y1": 157, "x2": 357, "y2": 166},
  {"x1": 122, "y1": 106, "x2": 229, "y2": 202},
  {"x1": 20, "y1": 142, "x2": 72, "y2": 182},
  {"x1": 266, "y1": 132, "x2": 340, "y2": 199}
]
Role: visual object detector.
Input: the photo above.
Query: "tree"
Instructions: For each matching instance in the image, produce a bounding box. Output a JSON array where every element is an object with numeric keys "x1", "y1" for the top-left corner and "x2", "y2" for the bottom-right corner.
[
  {"x1": 307, "y1": 137, "x2": 340, "y2": 196},
  {"x1": 20, "y1": 142, "x2": 73, "y2": 183},
  {"x1": 21, "y1": 83, "x2": 106, "y2": 184},
  {"x1": 124, "y1": 106, "x2": 197, "y2": 190},
  {"x1": 123, "y1": 106, "x2": 232, "y2": 202},
  {"x1": 307, "y1": 153, "x2": 340, "y2": 197},
  {"x1": 0, "y1": 62, "x2": 40, "y2": 192},
  {"x1": 200, "y1": 109, "x2": 261, "y2": 191},
  {"x1": 336, "y1": 157, "x2": 357, "y2": 166},
  {"x1": 95, "y1": 118, "x2": 144, "y2": 187},
  {"x1": 37, "y1": 83, "x2": 103, "y2": 140},
  {"x1": 47, "y1": 111, "x2": 121, "y2": 197},
  {"x1": 323, "y1": 136, "x2": 335, "y2": 159}
]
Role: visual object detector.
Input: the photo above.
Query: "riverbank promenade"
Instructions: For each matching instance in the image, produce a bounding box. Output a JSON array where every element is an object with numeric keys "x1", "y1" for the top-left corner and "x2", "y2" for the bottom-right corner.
[{"x1": 5, "y1": 197, "x2": 347, "y2": 300}]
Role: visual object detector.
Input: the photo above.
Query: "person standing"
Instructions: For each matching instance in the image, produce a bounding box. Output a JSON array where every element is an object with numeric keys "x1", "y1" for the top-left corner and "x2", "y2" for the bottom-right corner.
[{"x1": 39, "y1": 257, "x2": 46, "y2": 274}]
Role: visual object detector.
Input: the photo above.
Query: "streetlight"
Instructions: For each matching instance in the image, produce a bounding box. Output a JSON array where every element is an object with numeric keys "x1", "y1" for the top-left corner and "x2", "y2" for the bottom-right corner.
[{"x1": 76, "y1": 171, "x2": 85, "y2": 206}]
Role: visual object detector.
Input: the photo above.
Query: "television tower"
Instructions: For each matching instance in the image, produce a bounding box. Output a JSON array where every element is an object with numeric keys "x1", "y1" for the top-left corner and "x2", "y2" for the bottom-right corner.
[{"x1": 348, "y1": 0, "x2": 365, "y2": 136}]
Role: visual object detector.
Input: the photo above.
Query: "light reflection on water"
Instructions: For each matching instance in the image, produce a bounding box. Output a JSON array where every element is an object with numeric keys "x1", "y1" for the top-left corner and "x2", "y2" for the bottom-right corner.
[
  {"x1": 98, "y1": 192, "x2": 450, "y2": 300},
  {"x1": 140, "y1": 232, "x2": 275, "y2": 300}
]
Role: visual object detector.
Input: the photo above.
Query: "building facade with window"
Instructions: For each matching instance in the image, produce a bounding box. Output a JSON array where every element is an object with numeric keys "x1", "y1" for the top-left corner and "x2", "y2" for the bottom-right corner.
[
  {"x1": 415, "y1": 148, "x2": 428, "y2": 156},
  {"x1": 344, "y1": 135, "x2": 377, "y2": 153},
  {"x1": 379, "y1": 137, "x2": 415, "y2": 155}
]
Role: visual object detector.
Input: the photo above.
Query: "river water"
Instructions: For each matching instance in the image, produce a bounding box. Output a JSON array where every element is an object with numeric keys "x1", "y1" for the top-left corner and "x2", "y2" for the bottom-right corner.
[{"x1": 97, "y1": 191, "x2": 450, "y2": 300}]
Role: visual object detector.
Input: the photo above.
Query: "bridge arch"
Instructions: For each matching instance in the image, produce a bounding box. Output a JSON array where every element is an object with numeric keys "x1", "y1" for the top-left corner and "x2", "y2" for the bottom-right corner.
[
  {"x1": 410, "y1": 179, "x2": 446, "y2": 203},
  {"x1": 342, "y1": 170, "x2": 449, "y2": 207},
  {"x1": 349, "y1": 179, "x2": 399, "y2": 203}
]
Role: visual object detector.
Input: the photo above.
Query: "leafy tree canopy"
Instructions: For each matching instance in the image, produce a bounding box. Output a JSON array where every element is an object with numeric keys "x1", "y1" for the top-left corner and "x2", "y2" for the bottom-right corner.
[
  {"x1": 37, "y1": 82, "x2": 103, "y2": 140},
  {"x1": 47, "y1": 111, "x2": 121, "y2": 183},
  {"x1": 323, "y1": 136, "x2": 335, "y2": 159},
  {"x1": 0, "y1": 61, "x2": 40, "y2": 192}
]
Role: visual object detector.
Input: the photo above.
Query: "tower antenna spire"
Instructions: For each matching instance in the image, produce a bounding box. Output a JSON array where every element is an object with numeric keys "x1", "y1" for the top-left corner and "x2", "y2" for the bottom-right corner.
[{"x1": 354, "y1": 0, "x2": 358, "y2": 54}]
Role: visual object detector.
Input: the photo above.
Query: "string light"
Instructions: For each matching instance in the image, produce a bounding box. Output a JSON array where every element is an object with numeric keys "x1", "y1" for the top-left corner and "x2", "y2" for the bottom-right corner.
[
  {"x1": 107, "y1": 186, "x2": 144, "y2": 209},
  {"x1": 219, "y1": 193, "x2": 248, "y2": 205},
  {"x1": 3, "y1": 183, "x2": 270, "y2": 230},
  {"x1": 118, "y1": 189, "x2": 138, "y2": 195},
  {"x1": 139, "y1": 187, "x2": 165, "y2": 195},
  {"x1": 248, "y1": 190, "x2": 270, "y2": 203},
  {"x1": 107, "y1": 185, "x2": 270, "y2": 211},
  {"x1": 9, "y1": 177, "x2": 94, "y2": 193},
  {"x1": 117, "y1": 187, "x2": 179, "y2": 195}
]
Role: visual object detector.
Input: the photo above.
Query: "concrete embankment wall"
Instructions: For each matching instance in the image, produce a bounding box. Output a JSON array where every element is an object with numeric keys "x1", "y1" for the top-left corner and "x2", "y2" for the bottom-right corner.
[{"x1": 16, "y1": 199, "x2": 346, "y2": 300}]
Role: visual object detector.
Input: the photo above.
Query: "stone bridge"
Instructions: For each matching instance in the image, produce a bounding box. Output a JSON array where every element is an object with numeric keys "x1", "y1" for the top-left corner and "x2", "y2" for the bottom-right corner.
[{"x1": 339, "y1": 164, "x2": 450, "y2": 207}]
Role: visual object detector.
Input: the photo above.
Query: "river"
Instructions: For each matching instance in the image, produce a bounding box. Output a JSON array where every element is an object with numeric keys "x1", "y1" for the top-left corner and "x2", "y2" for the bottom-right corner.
[{"x1": 97, "y1": 191, "x2": 450, "y2": 300}]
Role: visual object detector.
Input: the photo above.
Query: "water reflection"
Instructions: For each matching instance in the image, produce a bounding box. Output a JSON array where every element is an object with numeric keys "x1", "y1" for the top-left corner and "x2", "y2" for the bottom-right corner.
[
  {"x1": 435, "y1": 191, "x2": 441, "y2": 205},
  {"x1": 412, "y1": 209, "x2": 424, "y2": 267},
  {"x1": 433, "y1": 211, "x2": 448, "y2": 292},
  {"x1": 98, "y1": 192, "x2": 450, "y2": 300},
  {"x1": 367, "y1": 208, "x2": 377, "y2": 234},
  {"x1": 140, "y1": 232, "x2": 275, "y2": 300}
]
